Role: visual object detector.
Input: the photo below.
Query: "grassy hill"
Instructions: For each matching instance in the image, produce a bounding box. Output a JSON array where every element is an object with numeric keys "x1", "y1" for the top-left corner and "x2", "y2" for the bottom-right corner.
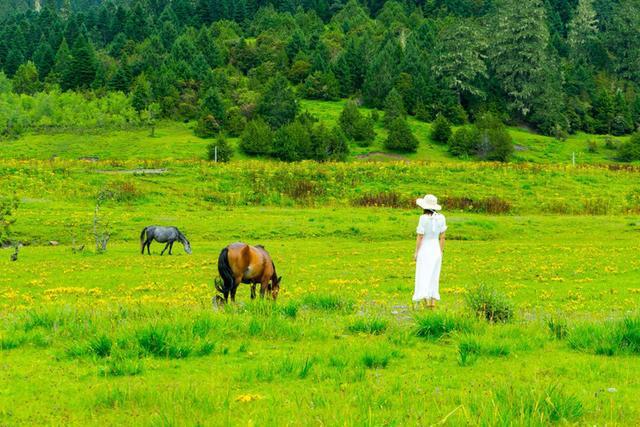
[{"x1": 0, "y1": 99, "x2": 632, "y2": 165}]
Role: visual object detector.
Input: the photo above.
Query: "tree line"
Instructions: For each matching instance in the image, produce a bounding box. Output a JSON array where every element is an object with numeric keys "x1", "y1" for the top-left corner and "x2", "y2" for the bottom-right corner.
[{"x1": 1, "y1": 0, "x2": 640, "y2": 157}]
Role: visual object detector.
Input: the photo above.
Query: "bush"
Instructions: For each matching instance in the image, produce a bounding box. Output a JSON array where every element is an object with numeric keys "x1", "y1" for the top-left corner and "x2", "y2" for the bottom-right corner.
[
  {"x1": 194, "y1": 115, "x2": 221, "y2": 138},
  {"x1": 384, "y1": 117, "x2": 419, "y2": 152},
  {"x1": 272, "y1": 120, "x2": 312, "y2": 161},
  {"x1": 465, "y1": 283, "x2": 514, "y2": 322},
  {"x1": 449, "y1": 126, "x2": 477, "y2": 157},
  {"x1": 338, "y1": 101, "x2": 375, "y2": 146},
  {"x1": 617, "y1": 132, "x2": 640, "y2": 162},
  {"x1": 301, "y1": 71, "x2": 340, "y2": 101},
  {"x1": 586, "y1": 140, "x2": 598, "y2": 153},
  {"x1": 240, "y1": 118, "x2": 274, "y2": 156},
  {"x1": 311, "y1": 124, "x2": 350, "y2": 161},
  {"x1": 431, "y1": 114, "x2": 452, "y2": 144},
  {"x1": 207, "y1": 134, "x2": 233, "y2": 162},
  {"x1": 383, "y1": 88, "x2": 406, "y2": 126},
  {"x1": 474, "y1": 113, "x2": 514, "y2": 162},
  {"x1": 225, "y1": 107, "x2": 247, "y2": 137}
]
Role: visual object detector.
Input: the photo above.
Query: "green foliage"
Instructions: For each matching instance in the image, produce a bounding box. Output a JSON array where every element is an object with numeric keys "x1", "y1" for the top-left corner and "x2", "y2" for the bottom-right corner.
[
  {"x1": 568, "y1": 316, "x2": 640, "y2": 356},
  {"x1": 240, "y1": 118, "x2": 274, "y2": 156},
  {"x1": 347, "y1": 317, "x2": 388, "y2": 335},
  {"x1": 384, "y1": 117, "x2": 419, "y2": 152},
  {"x1": 302, "y1": 71, "x2": 340, "y2": 101},
  {"x1": 199, "y1": 87, "x2": 225, "y2": 123},
  {"x1": 383, "y1": 88, "x2": 406, "y2": 126},
  {"x1": 449, "y1": 126, "x2": 476, "y2": 157},
  {"x1": 617, "y1": 132, "x2": 640, "y2": 162},
  {"x1": 465, "y1": 283, "x2": 514, "y2": 322},
  {"x1": 207, "y1": 134, "x2": 233, "y2": 162},
  {"x1": 12, "y1": 62, "x2": 40, "y2": 95},
  {"x1": 257, "y1": 74, "x2": 298, "y2": 128},
  {"x1": 338, "y1": 101, "x2": 375, "y2": 146},
  {"x1": 194, "y1": 115, "x2": 220, "y2": 138},
  {"x1": 431, "y1": 114, "x2": 452, "y2": 144},
  {"x1": 474, "y1": 113, "x2": 514, "y2": 161},
  {"x1": 0, "y1": 195, "x2": 18, "y2": 244}
]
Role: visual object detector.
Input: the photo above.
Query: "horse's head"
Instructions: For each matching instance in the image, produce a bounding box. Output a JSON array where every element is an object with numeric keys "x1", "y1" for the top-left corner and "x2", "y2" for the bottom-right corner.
[
  {"x1": 182, "y1": 239, "x2": 192, "y2": 254},
  {"x1": 270, "y1": 276, "x2": 282, "y2": 300}
]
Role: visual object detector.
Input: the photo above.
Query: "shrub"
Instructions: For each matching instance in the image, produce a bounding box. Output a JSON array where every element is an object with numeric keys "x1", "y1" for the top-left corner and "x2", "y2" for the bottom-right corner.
[
  {"x1": 225, "y1": 107, "x2": 247, "y2": 137},
  {"x1": 339, "y1": 101, "x2": 375, "y2": 146},
  {"x1": 475, "y1": 113, "x2": 513, "y2": 162},
  {"x1": 586, "y1": 140, "x2": 598, "y2": 153},
  {"x1": 301, "y1": 71, "x2": 340, "y2": 101},
  {"x1": 413, "y1": 312, "x2": 472, "y2": 339},
  {"x1": 194, "y1": 114, "x2": 221, "y2": 138},
  {"x1": 617, "y1": 132, "x2": 640, "y2": 162},
  {"x1": 431, "y1": 114, "x2": 452, "y2": 144},
  {"x1": 207, "y1": 134, "x2": 233, "y2": 162},
  {"x1": 310, "y1": 124, "x2": 350, "y2": 161},
  {"x1": 240, "y1": 118, "x2": 273, "y2": 156},
  {"x1": 352, "y1": 191, "x2": 409, "y2": 208},
  {"x1": 384, "y1": 117, "x2": 419, "y2": 152},
  {"x1": 465, "y1": 283, "x2": 514, "y2": 322},
  {"x1": 449, "y1": 126, "x2": 477, "y2": 157},
  {"x1": 383, "y1": 88, "x2": 406, "y2": 126},
  {"x1": 272, "y1": 120, "x2": 312, "y2": 161}
]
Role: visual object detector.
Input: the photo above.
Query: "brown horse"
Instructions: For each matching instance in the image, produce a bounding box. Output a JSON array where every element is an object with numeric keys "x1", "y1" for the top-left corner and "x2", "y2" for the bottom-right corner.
[{"x1": 216, "y1": 243, "x2": 282, "y2": 302}]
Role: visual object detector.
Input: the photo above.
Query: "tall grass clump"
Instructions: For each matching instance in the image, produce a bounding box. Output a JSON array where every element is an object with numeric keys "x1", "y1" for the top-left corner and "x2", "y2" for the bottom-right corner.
[
  {"x1": 546, "y1": 316, "x2": 568, "y2": 340},
  {"x1": 568, "y1": 316, "x2": 640, "y2": 356},
  {"x1": 457, "y1": 335, "x2": 510, "y2": 366},
  {"x1": 413, "y1": 312, "x2": 473, "y2": 340},
  {"x1": 347, "y1": 316, "x2": 389, "y2": 335},
  {"x1": 465, "y1": 284, "x2": 514, "y2": 322},
  {"x1": 466, "y1": 384, "x2": 583, "y2": 424},
  {"x1": 303, "y1": 294, "x2": 354, "y2": 313}
]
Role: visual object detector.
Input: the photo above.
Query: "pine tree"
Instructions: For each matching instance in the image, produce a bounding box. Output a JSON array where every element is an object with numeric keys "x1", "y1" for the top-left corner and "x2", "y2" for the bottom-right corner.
[
  {"x1": 33, "y1": 38, "x2": 55, "y2": 79},
  {"x1": 432, "y1": 18, "x2": 487, "y2": 103},
  {"x1": 431, "y1": 114, "x2": 452, "y2": 144},
  {"x1": 51, "y1": 38, "x2": 72, "y2": 85},
  {"x1": 490, "y1": 0, "x2": 549, "y2": 116},
  {"x1": 12, "y1": 61, "x2": 40, "y2": 95},
  {"x1": 256, "y1": 74, "x2": 298, "y2": 128},
  {"x1": 200, "y1": 87, "x2": 226, "y2": 122},
  {"x1": 131, "y1": 73, "x2": 152, "y2": 114},
  {"x1": 363, "y1": 39, "x2": 400, "y2": 108},
  {"x1": 384, "y1": 117, "x2": 419, "y2": 153},
  {"x1": 383, "y1": 89, "x2": 406, "y2": 126},
  {"x1": 66, "y1": 33, "x2": 97, "y2": 90},
  {"x1": 4, "y1": 48, "x2": 24, "y2": 76},
  {"x1": 207, "y1": 134, "x2": 233, "y2": 162},
  {"x1": 567, "y1": 0, "x2": 598, "y2": 60},
  {"x1": 108, "y1": 65, "x2": 131, "y2": 92}
]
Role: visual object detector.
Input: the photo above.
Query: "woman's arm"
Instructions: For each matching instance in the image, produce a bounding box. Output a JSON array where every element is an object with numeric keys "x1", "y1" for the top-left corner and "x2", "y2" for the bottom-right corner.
[
  {"x1": 439, "y1": 232, "x2": 446, "y2": 254},
  {"x1": 414, "y1": 234, "x2": 424, "y2": 261}
]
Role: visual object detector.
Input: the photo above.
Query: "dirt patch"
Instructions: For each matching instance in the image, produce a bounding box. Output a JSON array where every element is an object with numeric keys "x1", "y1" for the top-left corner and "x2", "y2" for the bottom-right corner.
[
  {"x1": 514, "y1": 144, "x2": 528, "y2": 152},
  {"x1": 94, "y1": 168, "x2": 168, "y2": 175}
]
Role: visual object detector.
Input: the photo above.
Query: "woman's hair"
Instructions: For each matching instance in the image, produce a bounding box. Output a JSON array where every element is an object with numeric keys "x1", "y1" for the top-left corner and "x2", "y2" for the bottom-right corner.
[{"x1": 423, "y1": 209, "x2": 435, "y2": 215}]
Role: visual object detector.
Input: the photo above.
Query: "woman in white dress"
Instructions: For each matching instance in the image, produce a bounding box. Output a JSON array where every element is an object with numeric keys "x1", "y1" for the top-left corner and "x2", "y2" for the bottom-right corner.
[{"x1": 413, "y1": 194, "x2": 447, "y2": 308}]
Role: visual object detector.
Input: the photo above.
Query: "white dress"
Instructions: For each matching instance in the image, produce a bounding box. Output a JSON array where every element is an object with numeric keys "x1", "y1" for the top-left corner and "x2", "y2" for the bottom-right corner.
[{"x1": 413, "y1": 213, "x2": 447, "y2": 301}]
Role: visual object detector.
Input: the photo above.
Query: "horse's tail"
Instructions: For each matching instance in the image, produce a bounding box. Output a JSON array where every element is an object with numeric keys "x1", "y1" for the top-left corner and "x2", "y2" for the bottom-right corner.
[
  {"x1": 140, "y1": 227, "x2": 147, "y2": 250},
  {"x1": 217, "y1": 247, "x2": 234, "y2": 294}
]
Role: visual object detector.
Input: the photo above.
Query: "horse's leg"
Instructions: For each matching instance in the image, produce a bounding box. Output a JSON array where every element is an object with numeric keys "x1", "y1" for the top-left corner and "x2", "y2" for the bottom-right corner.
[
  {"x1": 169, "y1": 241, "x2": 174, "y2": 255},
  {"x1": 160, "y1": 242, "x2": 170, "y2": 256},
  {"x1": 146, "y1": 239, "x2": 152, "y2": 255},
  {"x1": 231, "y1": 275, "x2": 242, "y2": 303},
  {"x1": 259, "y1": 279, "x2": 269, "y2": 299},
  {"x1": 250, "y1": 283, "x2": 257, "y2": 300}
]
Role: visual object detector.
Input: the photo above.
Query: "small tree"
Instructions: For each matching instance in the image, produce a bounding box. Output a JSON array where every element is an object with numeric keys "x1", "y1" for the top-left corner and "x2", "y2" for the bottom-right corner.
[
  {"x1": 131, "y1": 73, "x2": 152, "y2": 115},
  {"x1": 0, "y1": 195, "x2": 18, "y2": 246},
  {"x1": 195, "y1": 115, "x2": 221, "y2": 138},
  {"x1": 475, "y1": 113, "x2": 513, "y2": 161},
  {"x1": 431, "y1": 114, "x2": 452, "y2": 144},
  {"x1": 240, "y1": 118, "x2": 274, "y2": 156},
  {"x1": 449, "y1": 126, "x2": 478, "y2": 157},
  {"x1": 207, "y1": 134, "x2": 233, "y2": 162},
  {"x1": 339, "y1": 100, "x2": 375, "y2": 146},
  {"x1": 383, "y1": 88, "x2": 406, "y2": 126},
  {"x1": 384, "y1": 117, "x2": 419, "y2": 152},
  {"x1": 302, "y1": 71, "x2": 340, "y2": 100},
  {"x1": 200, "y1": 87, "x2": 226, "y2": 124},
  {"x1": 12, "y1": 61, "x2": 40, "y2": 95},
  {"x1": 256, "y1": 74, "x2": 298, "y2": 128}
]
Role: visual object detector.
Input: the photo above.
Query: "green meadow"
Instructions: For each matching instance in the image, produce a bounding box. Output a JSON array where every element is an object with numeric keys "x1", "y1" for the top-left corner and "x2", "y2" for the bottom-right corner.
[{"x1": 2, "y1": 119, "x2": 640, "y2": 425}]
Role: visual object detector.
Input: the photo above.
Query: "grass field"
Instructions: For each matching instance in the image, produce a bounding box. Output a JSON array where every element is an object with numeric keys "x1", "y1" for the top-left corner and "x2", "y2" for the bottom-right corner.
[
  {"x1": 1, "y1": 108, "x2": 640, "y2": 425},
  {"x1": 0, "y1": 99, "x2": 633, "y2": 165}
]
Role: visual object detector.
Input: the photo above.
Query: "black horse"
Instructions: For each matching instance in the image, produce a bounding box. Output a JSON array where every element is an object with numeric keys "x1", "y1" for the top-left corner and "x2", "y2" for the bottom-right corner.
[{"x1": 140, "y1": 226, "x2": 192, "y2": 255}]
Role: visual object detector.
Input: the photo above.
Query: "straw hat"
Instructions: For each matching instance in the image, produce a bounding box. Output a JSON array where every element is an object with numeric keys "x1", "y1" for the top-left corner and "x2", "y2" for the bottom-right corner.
[{"x1": 416, "y1": 194, "x2": 442, "y2": 211}]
